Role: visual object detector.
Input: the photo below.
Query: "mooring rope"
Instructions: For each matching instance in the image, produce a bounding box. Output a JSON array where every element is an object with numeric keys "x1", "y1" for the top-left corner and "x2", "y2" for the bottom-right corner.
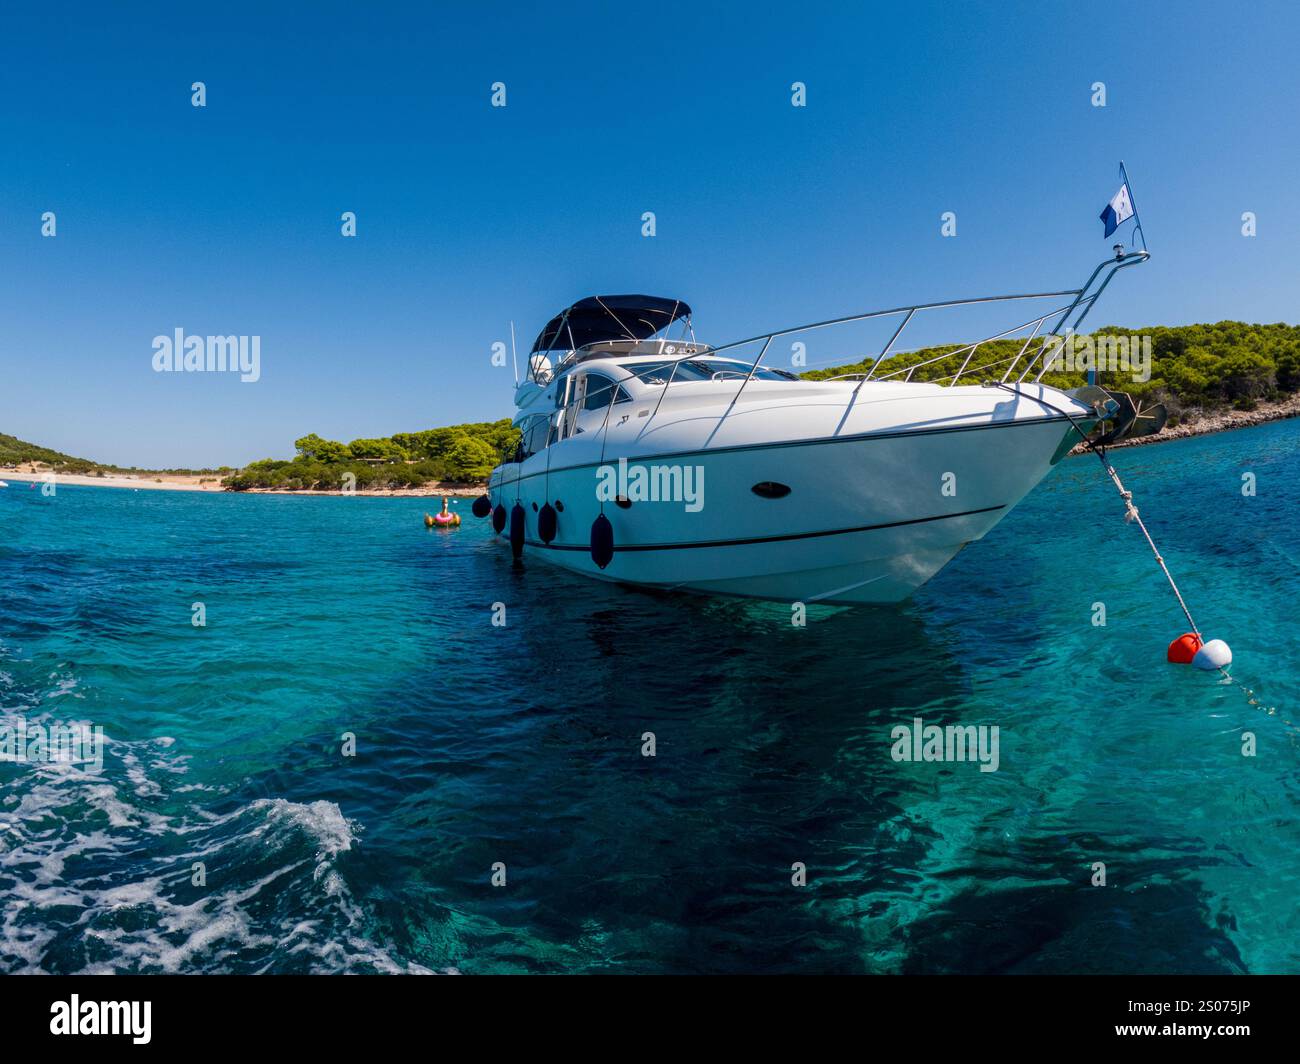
[
  {"x1": 993, "y1": 383, "x2": 1206, "y2": 641},
  {"x1": 989, "y1": 385, "x2": 1279, "y2": 717},
  {"x1": 1091, "y1": 452, "x2": 1201, "y2": 638}
]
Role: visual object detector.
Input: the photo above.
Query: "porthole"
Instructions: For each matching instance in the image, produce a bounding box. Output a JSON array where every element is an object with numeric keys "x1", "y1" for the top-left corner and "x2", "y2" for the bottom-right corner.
[{"x1": 751, "y1": 481, "x2": 792, "y2": 499}]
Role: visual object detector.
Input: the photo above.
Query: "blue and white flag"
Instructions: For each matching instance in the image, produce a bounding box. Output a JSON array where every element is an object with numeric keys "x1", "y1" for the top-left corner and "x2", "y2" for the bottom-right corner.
[{"x1": 1100, "y1": 182, "x2": 1134, "y2": 238}]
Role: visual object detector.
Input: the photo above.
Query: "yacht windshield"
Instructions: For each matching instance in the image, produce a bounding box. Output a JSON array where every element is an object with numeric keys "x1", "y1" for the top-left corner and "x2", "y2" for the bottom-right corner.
[{"x1": 622, "y1": 359, "x2": 798, "y2": 384}]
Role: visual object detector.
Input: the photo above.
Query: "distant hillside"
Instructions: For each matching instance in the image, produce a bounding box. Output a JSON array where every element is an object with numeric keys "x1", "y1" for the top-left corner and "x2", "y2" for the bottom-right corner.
[
  {"x1": 0, "y1": 433, "x2": 100, "y2": 473},
  {"x1": 802, "y1": 321, "x2": 1300, "y2": 421},
  {"x1": 222, "y1": 419, "x2": 519, "y2": 491},
  {"x1": 0, "y1": 433, "x2": 230, "y2": 476},
  {"x1": 11, "y1": 322, "x2": 1299, "y2": 491}
]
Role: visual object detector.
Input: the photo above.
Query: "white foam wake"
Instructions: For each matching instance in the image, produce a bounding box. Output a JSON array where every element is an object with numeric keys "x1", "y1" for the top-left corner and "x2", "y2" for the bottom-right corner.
[{"x1": 0, "y1": 712, "x2": 430, "y2": 974}]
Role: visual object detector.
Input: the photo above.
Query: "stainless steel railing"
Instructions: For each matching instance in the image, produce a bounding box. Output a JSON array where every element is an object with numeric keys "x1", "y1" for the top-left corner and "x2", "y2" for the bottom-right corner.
[{"x1": 539, "y1": 250, "x2": 1150, "y2": 449}]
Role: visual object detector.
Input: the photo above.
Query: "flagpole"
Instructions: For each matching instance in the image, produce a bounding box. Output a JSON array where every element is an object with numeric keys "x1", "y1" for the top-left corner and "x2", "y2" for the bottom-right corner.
[{"x1": 1119, "y1": 160, "x2": 1147, "y2": 253}]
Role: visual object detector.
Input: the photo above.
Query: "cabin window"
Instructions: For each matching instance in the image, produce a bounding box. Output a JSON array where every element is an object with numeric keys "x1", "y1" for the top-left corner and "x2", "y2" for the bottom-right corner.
[
  {"x1": 622, "y1": 358, "x2": 798, "y2": 384},
  {"x1": 582, "y1": 374, "x2": 631, "y2": 411},
  {"x1": 519, "y1": 415, "x2": 550, "y2": 458},
  {"x1": 548, "y1": 372, "x2": 632, "y2": 444}
]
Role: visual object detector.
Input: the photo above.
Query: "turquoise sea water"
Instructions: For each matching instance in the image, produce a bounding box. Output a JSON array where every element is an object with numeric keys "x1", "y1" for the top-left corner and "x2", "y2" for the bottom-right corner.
[{"x1": 1, "y1": 419, "x2": 1297, "y2": 974}]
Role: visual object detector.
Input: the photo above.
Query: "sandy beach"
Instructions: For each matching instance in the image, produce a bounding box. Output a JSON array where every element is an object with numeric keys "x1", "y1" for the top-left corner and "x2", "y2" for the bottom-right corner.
[
  {"x1": 0, "y1": 466, "x2": 226, "y2": 492},
  {"x1": 0, "y1": 463, "x2": 486, "y2": 497}
]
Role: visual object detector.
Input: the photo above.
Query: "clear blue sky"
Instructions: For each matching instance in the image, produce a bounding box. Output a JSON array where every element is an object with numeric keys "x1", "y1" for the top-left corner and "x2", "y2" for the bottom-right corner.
[{"x1": 2, "y1": 0, "x2": 1297, "y2": 468}]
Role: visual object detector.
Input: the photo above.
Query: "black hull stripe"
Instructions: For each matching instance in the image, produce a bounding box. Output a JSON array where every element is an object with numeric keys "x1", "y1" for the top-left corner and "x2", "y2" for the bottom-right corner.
[
  {"x1": 513, "y1": 503, "x2": 1007, "y2": 553},
  {"x1": 491, "y1": 413, "x2": 1074, "y2": 491}
]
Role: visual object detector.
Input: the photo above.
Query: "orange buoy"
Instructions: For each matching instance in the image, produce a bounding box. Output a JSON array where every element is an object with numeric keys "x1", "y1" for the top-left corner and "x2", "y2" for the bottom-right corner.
[{"x1": 1166, "y1": 632, "x2": 1202, "y2": 664}]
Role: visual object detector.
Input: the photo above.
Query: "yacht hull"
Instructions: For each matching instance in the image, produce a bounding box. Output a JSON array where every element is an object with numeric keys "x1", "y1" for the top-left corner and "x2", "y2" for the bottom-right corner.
[{"x1": 488, "y1": 388, "x2": 1085, "y2": 604}]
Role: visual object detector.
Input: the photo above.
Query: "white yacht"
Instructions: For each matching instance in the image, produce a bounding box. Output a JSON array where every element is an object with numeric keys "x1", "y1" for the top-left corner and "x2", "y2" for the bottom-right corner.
[{"x1": 480, "y1": 253, "x2": 1155, "y2": 604}]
